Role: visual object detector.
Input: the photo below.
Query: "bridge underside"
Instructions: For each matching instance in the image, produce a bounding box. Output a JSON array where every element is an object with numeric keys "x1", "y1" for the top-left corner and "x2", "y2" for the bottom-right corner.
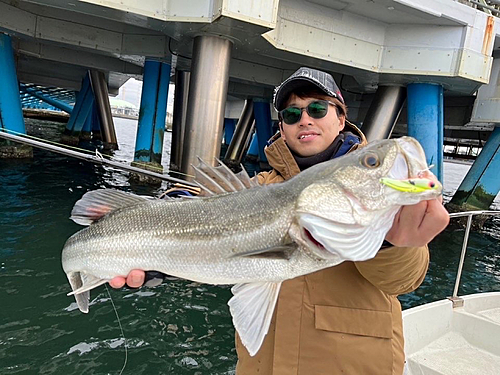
[{"x1": 1, "y1": 0, "x2": 500, "y2": 206}]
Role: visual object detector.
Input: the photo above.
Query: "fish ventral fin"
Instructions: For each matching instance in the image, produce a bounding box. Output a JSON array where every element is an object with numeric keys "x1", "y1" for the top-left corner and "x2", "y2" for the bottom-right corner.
[
  {"x1": 228, "y1": 281, "x2": 282, "y2": 356},
  {"x1": 71, "y1": 189, "x2": 156, "y2": 225},
  {"x1": 192, "y1": 157, "x2": 259, "y2": 196}
]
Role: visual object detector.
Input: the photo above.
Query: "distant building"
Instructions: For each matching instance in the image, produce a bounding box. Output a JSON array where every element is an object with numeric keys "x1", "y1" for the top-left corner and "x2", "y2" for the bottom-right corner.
[{"x1": 113, "y1": 78, "x2": 174, "y2": 126}]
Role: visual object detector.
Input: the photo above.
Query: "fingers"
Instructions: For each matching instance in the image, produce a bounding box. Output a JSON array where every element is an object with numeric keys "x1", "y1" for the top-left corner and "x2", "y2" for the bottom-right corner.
[
  {"x1": 109, "y1": 269, "x2": 146, "y2": 289},
  {"x1": 416, "y1": 199, "x2": 450, "y2": 240},
  {"x1": 109, "y1": 276, "x2": 126, "y2": 289},
  {"x1": 385, "y1": 198, "x2": 449, "y2": 247},
  {"x1": 127, "y1": 269, "x2": 146, "y2": 288}
]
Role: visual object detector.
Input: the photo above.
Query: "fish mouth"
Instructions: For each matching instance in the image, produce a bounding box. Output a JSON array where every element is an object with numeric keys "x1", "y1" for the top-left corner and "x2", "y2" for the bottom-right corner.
[{"x1": 382, "y1": 137, "x2": 442, "y2": 195}]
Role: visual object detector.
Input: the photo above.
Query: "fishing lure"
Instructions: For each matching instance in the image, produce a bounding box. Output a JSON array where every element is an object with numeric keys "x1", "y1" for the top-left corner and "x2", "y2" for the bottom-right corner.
[{"x1": 380, "y1": 177, "x2": 440, "y2": 193}]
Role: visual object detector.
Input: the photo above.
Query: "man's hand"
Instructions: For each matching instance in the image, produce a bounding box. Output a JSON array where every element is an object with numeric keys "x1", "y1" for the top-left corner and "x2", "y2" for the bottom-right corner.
[
  {"x1": 385, "y1": 197, "x2": 450, "y2": 247},
  {"x1": 109, "y1": 269, "x2": 145, "y2": 289}
]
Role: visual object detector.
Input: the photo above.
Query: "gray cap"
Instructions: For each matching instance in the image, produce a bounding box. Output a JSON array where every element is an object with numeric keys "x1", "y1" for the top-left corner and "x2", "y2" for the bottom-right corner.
[{"x1": 273, "y1": 67, "x2": 344, "y2": 111}]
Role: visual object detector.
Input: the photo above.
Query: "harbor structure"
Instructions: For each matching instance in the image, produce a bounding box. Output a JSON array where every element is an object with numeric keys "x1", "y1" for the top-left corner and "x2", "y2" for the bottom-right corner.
[{"x1": 0, "y1": 0, "x2": 500, "y2": 208}]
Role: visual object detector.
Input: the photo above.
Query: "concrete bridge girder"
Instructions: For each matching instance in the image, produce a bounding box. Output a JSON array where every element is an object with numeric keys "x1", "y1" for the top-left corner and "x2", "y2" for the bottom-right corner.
[
  {"x1": 2, "y1": 0, "x2": 499, "y2": 100},
  {"x1": 264, "y1": 0, "x2": 498, "y2": 93}
]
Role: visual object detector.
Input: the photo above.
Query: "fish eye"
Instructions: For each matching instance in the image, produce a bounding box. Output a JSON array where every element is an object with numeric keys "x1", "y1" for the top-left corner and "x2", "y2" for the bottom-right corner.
[{"x1": 362, "y1": 153, "x2": 380, "y2": 168}]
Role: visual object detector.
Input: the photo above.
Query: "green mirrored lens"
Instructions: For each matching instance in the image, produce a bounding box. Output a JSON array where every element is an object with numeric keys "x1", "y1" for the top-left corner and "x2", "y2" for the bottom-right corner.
[
  {"x1": 282, "y1": 107, "x2": 301, "y2": 124},
  {"x1": 307, "y1": 101, "x2": 328, "y2": 118}
]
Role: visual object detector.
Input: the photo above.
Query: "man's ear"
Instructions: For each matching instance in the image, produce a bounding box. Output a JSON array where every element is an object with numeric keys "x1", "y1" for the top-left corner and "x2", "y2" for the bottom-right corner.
[
  {"x1": 279, "y1": 121, "x2": 287, "y2": 142},
  {"x1": 338, "y1": 115, "x2": 346, "y2": 131}
]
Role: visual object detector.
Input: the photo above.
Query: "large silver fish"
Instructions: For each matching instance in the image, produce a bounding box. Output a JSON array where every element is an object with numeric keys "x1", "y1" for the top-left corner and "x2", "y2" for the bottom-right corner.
[{"x1": 62, "y1": 136, "x2": 441, "y2": 356}]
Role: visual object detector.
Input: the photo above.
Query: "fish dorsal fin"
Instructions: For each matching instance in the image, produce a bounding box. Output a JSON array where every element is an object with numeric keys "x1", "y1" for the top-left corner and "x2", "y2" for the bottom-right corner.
[
  {"x1": 298, "y1": 209, "x2": 398, "y2": 261},
  {"x1": 71, "y1": 189, "x2": 155, "y2": 225},
  {"x1": 192, "y1": 157, "x2": 259, "y2": 196},
  {"x1": 228, "y1": 282, "x2": 282, "y2": 357}
]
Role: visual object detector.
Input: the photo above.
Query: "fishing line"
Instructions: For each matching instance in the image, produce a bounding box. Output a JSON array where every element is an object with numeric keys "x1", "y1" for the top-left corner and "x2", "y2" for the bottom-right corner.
[{"x1": 104, "y1": 285, "x2": 128, "y2": 375}]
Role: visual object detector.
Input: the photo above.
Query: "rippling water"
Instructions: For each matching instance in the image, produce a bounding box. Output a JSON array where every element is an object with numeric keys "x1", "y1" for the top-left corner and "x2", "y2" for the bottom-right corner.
[{"x1": 1, "y1": 118, "x2": 499, "y2": 374}]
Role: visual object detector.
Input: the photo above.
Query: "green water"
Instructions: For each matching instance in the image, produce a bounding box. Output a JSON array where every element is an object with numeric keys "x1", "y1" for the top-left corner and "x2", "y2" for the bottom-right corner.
[{"x1": 1, "y1": 119, "x2": 499, "y2": 374}]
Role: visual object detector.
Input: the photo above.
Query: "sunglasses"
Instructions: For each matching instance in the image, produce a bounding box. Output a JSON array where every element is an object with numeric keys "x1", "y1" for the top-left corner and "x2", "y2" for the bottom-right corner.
[{"x1": 279, "y1": 100, "x2": 336, "y2": 125}]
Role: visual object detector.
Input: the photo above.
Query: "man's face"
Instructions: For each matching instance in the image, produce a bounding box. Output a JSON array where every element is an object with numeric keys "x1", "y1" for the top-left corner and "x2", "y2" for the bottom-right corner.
[{"x1": 280, "y1": 94, "x2": 345, "y2": 157}]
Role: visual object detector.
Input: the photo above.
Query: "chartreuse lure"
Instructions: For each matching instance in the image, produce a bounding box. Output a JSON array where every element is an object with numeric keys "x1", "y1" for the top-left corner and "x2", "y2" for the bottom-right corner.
[{"x1": 380, "y1": 177, "x2": 440, "y2": 193}]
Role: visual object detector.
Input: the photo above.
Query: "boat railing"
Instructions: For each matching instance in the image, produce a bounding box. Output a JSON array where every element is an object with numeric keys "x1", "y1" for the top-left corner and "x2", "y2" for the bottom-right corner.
[{"x1": 447, "y1": 210, "x2": 500, "y2": 307}]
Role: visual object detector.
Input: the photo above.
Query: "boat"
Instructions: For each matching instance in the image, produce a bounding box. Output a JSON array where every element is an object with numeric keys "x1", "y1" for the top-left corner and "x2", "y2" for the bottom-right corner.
[{"x1": 403, "y1": 210, "x2": 500, "y2": 375}]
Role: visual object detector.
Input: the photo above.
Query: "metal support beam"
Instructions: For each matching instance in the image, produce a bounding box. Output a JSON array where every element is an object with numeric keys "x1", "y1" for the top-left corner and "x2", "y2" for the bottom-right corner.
[
  {"x1": 448, "y1": 126, "x2": 500, "y2": 211},
  {"x1": 361, "y1": 86, "x2": 406, "y2": 142},
  {"x1": 91, "y1": 104, "x2": 102, "y2": 141},
  {"x1": 170, "y1": 70, "x2": 190, "y2": 173},
  {"x1": 407, "y1": 83, "x2": 444, "y2": 182},
  {"x1": 224, "y1": 99, "x2": 255, "y2": 167},
  {"x1": 133, "y1": 60, "x2": 171, "y2": 173},
  {"x1": 19, "y1": 84, "x2": 74, "y2": 114},
  {"x1": 89, "y1": 70, "x2": 118, "y2": 150},
  {"x1": 253, "y1": 100, "x2": 273, "y2": 163},
  {"x1": 0, "y1": 33, "x2": 25, "y2": 135},
  {"x1": 0, "y1": 33, "x2": 31, "y2": 158},
  {"x1": 63, "y1": 72, "x2": 93, "y2": 145},
  {"x1": 224, "y1": 118, "x2": 237, "y2": 145},
  {"x1": 181, "y1": 35, "x2": 232, "y2": 178}
]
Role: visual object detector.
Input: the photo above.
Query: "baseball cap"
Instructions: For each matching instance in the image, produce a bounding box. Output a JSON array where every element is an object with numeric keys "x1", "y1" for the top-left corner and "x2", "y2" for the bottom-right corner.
[{"x1": 273, "y1": 67, "x2": 344, "y2": 111}]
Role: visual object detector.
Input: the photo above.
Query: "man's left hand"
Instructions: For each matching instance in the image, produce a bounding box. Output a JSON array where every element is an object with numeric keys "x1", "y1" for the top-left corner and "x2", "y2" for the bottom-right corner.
[
  {"x1": 385, "y1": 196, "x2": 450, "y2": 247},
  {"x1": 385, "y1": 170, "x2": 450, "y2": 248}
]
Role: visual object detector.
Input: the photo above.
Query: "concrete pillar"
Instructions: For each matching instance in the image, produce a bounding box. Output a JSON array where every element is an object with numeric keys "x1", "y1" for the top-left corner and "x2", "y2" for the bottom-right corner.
[
  {"x1": 361, "y1": 86, "x2": 406, "y2": 142},
  {"x1": 170, "y1": 70, "x2": 190, "y2": 173},
  {"x1": 0, "y1": 33, "x2": 31, "y2": 158},
  {"x1": 181, "y1": 35, "x2": 232, "y2": 178},
  {"x1": 89, "y1": 70, "x2": 118, "y2": 150},
  {"x1": 407, "y1": 83, "x2": 444, "y2": 182},
  {"x1": 224, "y1": 99, "x2": 255, "y2": 168},
  {"x1": 448, "y1": 126, "x2": 500, "y2": 211}
]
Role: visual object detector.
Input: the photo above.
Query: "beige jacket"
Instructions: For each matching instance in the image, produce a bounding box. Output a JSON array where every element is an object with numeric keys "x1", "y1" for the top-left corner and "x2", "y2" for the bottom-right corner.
[{"x1": 236, "y1": 124, "x2": 429, "y2": 375}]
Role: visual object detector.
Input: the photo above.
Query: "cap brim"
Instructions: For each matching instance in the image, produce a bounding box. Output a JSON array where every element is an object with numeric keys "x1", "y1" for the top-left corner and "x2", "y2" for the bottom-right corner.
[{"x1": 274, "y1": 79, "x2": 337, "y2": 111}]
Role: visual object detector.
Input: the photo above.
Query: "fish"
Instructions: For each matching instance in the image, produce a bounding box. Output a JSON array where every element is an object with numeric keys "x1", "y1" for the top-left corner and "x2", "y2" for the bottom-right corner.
[{"x1": 61, "y1": 136, "x2": 442, "y2": 356}]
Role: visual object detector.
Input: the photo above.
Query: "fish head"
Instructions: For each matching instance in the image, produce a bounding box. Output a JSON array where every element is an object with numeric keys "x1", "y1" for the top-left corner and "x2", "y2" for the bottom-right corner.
[
  {"x1": 293, "y1": 136, "x2": 442, "y2": 261},
  {"x1": 336, "y1": 136, "x2": 442, "y2": 209},
  {"x1": 298, "y1": 136, "x2": 441, "y2": 218}
]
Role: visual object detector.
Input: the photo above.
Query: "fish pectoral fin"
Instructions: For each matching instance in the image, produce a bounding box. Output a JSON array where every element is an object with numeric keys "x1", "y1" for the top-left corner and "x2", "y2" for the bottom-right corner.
[
  {"x1": 298, "y1": 212, "x2": 396, "y2": 262},
  {"x1": 71, "y1": 189, "x2": 156, "y2": 225},
  {"x1": 228, "y1": 281, "x2": 282, "y2": 357},
  {"x1": 230, "y1": 244, "x2": 297, "y2": 260}
]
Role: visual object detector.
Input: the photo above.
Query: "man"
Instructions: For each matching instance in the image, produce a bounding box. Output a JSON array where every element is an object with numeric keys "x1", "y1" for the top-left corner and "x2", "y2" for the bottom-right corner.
[{"x1": 112, "y1": 67, "x2": 450, "y2": 374}]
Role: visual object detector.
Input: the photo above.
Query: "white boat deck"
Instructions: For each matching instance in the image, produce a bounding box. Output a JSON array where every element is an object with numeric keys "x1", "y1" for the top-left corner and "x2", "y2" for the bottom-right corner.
[{"x1": 403, "y1": 292, "x2": 500, "y2": 375}]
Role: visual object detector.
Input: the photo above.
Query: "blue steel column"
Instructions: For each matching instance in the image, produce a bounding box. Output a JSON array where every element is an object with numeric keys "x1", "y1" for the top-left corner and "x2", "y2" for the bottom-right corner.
[
  {"x1": 133, "y1": 60, "x2": 170, "y2": 170},
  {"x1": 252, "y1": 100, "x2": 273, "y2": 164},
  {"x1": 448, "y1": 126, "x2": 500, "y2": 211},
  {"x1": 0, "y1": 34, "x2": 25, "y2": 135},
  {"x1": 224, "y1": 118, "x2": 236, "y2": 145},
  {"x1": 406, "y1": 83, "x2": 444, "y2": 182},
  {"x1": 63, "y1": 73, "x2": 93, "y2": 145},
  {"x1": 0, "y1": 33, "x2": 31, "y2": 158}
]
